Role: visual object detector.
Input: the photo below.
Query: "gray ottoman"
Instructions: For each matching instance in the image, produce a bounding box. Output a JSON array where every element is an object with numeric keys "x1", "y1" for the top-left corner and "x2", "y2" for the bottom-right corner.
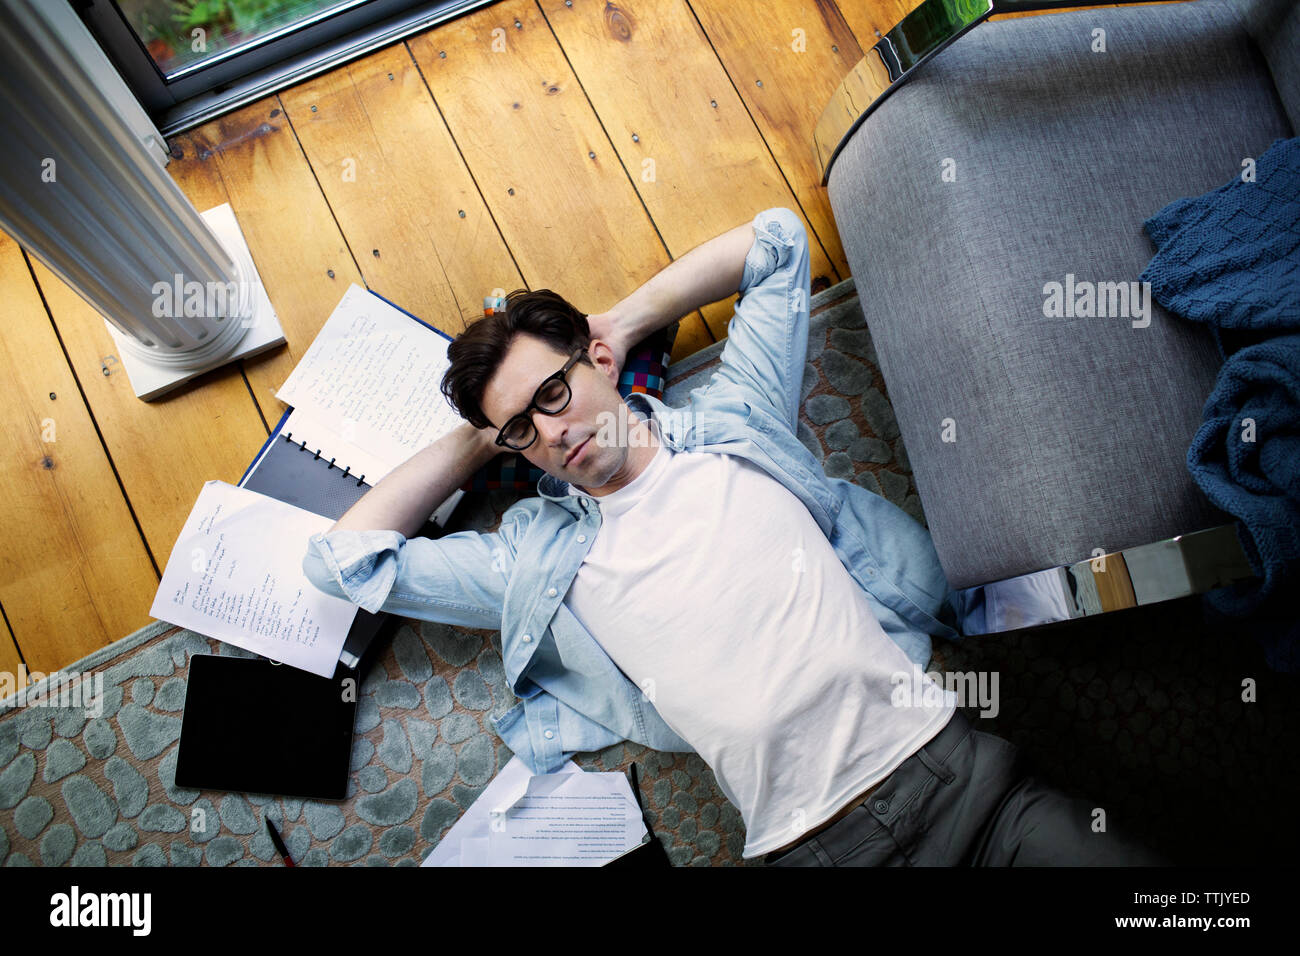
[{"x1": 826, "y1": 0, "x2": 1296, "y2": 590}]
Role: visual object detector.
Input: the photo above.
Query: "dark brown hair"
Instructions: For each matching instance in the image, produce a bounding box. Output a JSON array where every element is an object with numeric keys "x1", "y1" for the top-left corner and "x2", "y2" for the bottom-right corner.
[{"x1": 441, "y1": 288, "x2": 594, "y2": 430}]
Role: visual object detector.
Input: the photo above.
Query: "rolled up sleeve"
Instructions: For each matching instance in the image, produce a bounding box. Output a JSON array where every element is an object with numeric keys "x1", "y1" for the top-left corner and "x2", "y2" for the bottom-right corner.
[
  {"x1": 704, "y1": 207, "x2": 812, "y2": 432},
  {"x1": 302, "y1": 527, "x2": 507, "y2": 629}
]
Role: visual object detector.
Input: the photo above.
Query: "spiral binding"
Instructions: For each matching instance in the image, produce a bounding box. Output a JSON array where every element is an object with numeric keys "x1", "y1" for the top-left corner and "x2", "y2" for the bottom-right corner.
[{"x1": 284, "y1": 431, "x2": 366, "y2": 486}]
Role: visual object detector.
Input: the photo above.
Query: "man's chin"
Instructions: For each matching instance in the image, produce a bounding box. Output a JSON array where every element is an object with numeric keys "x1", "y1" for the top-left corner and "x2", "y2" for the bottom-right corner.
[
  {"x1": 541, "y1": 461, "x2": 587, "y2": 487},
  {"x1": 563, "y1": 459, "x2": 614, "y2": 493}
]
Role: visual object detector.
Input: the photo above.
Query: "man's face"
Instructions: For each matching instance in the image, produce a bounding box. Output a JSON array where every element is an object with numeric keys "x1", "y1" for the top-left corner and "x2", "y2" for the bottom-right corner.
[{"x1": 480, "y1": 333, "x2": 645, "y2": 495}]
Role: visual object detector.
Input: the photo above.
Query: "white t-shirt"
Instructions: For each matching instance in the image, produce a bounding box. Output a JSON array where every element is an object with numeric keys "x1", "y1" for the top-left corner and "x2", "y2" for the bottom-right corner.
[{"x1": 565, "y1": 432, "x2": 957, "y2": 858}]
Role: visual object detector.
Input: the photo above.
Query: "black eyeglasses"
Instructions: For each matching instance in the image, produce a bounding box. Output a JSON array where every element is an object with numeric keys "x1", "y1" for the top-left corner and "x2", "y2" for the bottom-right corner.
[{"x1": 494, "y1": 347, "x2": 588, "y2": 450}]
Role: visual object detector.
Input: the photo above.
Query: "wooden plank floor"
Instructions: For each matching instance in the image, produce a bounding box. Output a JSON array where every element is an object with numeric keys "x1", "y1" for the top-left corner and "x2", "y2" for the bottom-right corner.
[{"x1": 2, "y1": 0, "x2": 1104, "y2": 682}]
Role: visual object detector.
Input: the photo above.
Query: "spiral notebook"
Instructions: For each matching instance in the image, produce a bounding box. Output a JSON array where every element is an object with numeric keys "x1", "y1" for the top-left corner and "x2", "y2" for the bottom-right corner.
[{"x1": 237, "y1": 284, "x2": 468, "y2": 668}]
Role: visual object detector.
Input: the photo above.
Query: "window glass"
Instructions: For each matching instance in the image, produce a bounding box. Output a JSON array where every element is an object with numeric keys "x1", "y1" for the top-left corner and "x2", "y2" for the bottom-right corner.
[{"x1": 115, "y1": 0, "x2": 367, "y2": 77}]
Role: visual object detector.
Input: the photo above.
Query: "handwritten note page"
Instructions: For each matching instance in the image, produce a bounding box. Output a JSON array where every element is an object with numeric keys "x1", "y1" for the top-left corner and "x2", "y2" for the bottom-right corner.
[
  {"x1": 150, "y1": 481, "x2": 358, "y2": 677},
  {"x1": 276, "y1": 284, "x2": 465, "y2": 475}
]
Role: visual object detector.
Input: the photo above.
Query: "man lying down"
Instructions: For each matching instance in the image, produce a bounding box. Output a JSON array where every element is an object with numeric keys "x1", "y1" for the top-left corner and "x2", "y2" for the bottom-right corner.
[{"x1": 302, "y1": 207, "x2": 1165, "y2": 867}]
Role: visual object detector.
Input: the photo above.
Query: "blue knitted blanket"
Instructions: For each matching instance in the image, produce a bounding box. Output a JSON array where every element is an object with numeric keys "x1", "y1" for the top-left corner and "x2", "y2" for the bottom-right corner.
[
  {"x1": 1142, "y1": 137, "x2": 1300, "y2": 360},
  {"x1": 1142, "y1": 137, "x2": 1300, "y2": 672}
]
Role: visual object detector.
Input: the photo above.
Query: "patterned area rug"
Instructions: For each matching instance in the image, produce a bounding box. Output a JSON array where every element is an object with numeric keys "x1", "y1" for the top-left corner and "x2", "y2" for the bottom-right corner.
[{"x1": 2, "y1": 278, "x2": 1293, "y2": 866}]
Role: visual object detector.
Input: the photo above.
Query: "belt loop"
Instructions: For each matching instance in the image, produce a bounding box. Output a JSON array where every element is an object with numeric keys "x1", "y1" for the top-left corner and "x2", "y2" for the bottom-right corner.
[
  {"x1": 920, "y1": 711, "x2": 969, "y2": 777},
  {"x1": 914, "y1": 746, "x2": 955, "y2": 785},
  {"x1": 807, "y1": 840, "x2": 836, "y2": 867}
]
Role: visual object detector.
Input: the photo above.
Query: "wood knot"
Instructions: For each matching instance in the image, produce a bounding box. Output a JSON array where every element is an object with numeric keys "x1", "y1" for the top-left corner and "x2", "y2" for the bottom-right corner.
[{"x1": 605, "y1": 3, "x2": 633, "y2": 42}]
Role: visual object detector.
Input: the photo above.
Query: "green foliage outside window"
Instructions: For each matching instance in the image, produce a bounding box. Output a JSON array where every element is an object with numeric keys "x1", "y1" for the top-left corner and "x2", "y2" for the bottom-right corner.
[{"x1": 120, "y1": 0, "x2": 348, "y2": 72}]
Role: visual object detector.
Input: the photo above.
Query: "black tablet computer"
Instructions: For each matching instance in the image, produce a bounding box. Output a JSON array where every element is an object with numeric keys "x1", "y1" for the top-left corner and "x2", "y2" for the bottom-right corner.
[{"x1": 175, "y1": 654, "x2": 357, "y2": 800}]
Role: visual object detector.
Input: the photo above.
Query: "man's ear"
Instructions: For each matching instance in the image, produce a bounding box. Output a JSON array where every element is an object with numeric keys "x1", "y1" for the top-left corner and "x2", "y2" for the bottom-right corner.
[{"x1": 586, "y1": 338, "x2": 620, "y2": 386}]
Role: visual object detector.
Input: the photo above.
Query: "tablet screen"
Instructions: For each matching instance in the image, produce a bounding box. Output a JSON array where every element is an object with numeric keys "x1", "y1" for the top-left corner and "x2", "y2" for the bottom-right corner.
[{"x1": 175, "y1": 654, "x2": 357, "y2": 800}]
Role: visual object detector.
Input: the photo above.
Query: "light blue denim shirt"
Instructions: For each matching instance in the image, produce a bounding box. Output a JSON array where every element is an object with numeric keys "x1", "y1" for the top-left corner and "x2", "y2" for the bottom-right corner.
[{"x1": 303, "y1": 207, "x2": 961, "y2": 776}]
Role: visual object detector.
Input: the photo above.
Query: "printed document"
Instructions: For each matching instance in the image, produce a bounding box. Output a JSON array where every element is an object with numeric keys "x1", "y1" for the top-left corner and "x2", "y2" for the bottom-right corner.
[{"x1": 422, "y1": 756, "x2": 648, "y2": 867}]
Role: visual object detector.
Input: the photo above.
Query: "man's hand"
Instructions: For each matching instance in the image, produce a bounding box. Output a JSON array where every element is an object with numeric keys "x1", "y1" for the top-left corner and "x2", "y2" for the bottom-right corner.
[
  {"x1": 587, "y1": 220, "x2": 755, "y2": 363},
  {"x1": 469, "y1": 420, "x2": 499, "y2": 457}
]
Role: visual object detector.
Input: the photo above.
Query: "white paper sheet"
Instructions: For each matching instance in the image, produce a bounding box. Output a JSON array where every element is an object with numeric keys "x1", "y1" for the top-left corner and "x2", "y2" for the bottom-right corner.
[
  {"x1": 486, "y1": 771, "x2": 648, "y2": 866},
  {"x1": 150, "y1": 480, "x2": 358, "y2": 677},
  {"x1": 422, "y1": 756, "x2": 575, "y2": 867},
  {"x1": 421, "y1": 756, "x2": 648, "y2": 867},
  {"x1": 276, "y1": 284, "x2": 464, "y2": 474}
]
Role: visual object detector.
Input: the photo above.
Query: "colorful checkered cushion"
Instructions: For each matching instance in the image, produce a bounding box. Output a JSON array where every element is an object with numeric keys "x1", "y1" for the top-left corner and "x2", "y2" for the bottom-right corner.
[{"x1": 459, "y1": 303, "x2": 678, "y2": 493}]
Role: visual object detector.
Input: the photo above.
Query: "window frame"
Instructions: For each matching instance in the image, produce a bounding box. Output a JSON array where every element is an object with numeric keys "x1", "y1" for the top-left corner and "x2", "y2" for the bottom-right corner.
[{"x1": 72, "y1": 0, "x2": 499, "y2": 137}]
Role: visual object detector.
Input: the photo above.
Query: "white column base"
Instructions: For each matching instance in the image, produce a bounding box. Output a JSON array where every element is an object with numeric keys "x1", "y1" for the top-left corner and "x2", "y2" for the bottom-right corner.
[{"x1": 106, "y1": 203, "x2": 286, "y2": 401}]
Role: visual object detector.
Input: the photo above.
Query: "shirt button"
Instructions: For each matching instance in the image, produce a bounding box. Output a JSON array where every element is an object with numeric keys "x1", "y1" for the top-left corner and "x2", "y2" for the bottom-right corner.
[
  {"x1": 577, "y1": 534, "x2": 587, "y2": 543},
  {"x1": 866, "y1": 567, "x2": 877, "y2": 577},
  {"x1": 547, "y1": 587, "x2": 557, "y2": 597},
  {"x1": 544, "y1": 730, "x2": 554, "y2": 739},
  {"x1": 521, "y1": 634, "x2": 532, "y2": 643}
]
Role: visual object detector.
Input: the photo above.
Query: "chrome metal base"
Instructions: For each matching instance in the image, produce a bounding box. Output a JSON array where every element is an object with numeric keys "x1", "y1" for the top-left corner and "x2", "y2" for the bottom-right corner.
[{"x1": 951, "y1": 524, "x2": 1258, "y2": 634}]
